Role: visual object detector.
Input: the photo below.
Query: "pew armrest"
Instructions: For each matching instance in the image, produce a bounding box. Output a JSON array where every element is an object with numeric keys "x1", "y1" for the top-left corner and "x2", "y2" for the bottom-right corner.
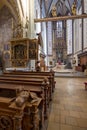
[{"x1": 84, "y1": 82, "x2": 87, "y2": 90}]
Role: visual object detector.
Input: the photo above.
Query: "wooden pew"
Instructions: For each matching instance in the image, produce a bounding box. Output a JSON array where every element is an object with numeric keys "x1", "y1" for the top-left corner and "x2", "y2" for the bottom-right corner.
[
  {"x1": 4, "y1": 69, "x2": 56, "y2": 92},
  {"x1": 0, "y1": 87, "x2": 42, "y2": 130},
  {"x1": 2, "y1": 74, "x2": 52, "y2": 101},
  {"x1": 0, "y1": 76, "x2": 49, "y2": 119},
  {"x1": 84, "y1": 82, "x2": 87, "y2": 90},
  {"x1": 0, "y1": 70, "x2": 56, "y2": 129},
  {"x1": 0, "y1": 75, "x2": 50, "y2": 103}
]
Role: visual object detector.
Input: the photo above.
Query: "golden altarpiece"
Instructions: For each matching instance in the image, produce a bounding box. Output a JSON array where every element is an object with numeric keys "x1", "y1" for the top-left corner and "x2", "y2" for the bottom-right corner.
[{"x1": 10, "y1": 38, "x2": 38, "y2": 67}]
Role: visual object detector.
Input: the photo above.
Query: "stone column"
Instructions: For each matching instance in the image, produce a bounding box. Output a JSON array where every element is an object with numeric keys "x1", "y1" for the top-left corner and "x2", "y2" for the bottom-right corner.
[{"x1": 28, "y1": 0, "x2": 35, "y2": 38}]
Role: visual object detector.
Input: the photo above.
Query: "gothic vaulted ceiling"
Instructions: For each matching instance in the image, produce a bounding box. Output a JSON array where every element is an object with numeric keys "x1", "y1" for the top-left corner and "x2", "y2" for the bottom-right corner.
[
  {"x1": 0, "y1": 0, "x2": 19, "y2": 22},
  {"x1": 44, "y1": 0, "x2": 82, "y2": 17}
]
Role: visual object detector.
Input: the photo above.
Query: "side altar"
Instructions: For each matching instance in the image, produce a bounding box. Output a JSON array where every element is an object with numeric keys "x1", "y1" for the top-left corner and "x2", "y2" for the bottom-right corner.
[{"x1": 10, "y1": 38, "x2": 38, "y2": 67}]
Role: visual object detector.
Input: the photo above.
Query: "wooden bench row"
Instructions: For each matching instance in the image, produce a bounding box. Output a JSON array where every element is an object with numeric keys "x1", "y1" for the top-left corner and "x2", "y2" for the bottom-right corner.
[
  {"x1": 0, "y1": 76, "x2": 49, "y2": 118},
  {"x1": 0, "y1": 70, "x2": 55, "y2": 130},
  {"x1": 4, "y1": 70, "x2": 56, "y2": 92}
]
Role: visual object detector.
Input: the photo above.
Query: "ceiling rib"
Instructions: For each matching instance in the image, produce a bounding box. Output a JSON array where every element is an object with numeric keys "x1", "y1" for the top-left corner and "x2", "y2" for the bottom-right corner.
[
  {"x1": 67, "y1": 0, "x2": 72, "y2": 14},
  {"x1": 34, "y1": 14, "x2": 87, "y2": 23},
  {"x1": 46, "y1": 0, "x2": 54, "y2": 16}
]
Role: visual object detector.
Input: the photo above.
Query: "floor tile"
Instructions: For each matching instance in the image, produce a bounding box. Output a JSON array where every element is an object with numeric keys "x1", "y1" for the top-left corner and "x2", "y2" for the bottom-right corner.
[
  {"x1": 77, "y1": 118, "x2": 87, "y2": 128},
  {"x1": 70, "y1": 111, "x2": 81, "y2": 118},
  {"x1": 72, "y1": 126, "x2": 87, "y2": 130},
  {"x1": 60, "y1": 124, "x2": 72, "y2": 130},
  {"x1": 47, "y1": 122, "x2": 60, "y2": 130},
  {"x1": 65, "y1": 116, "x2": 78, "y2": 126},
  {"x1": 47, "y1": 77, "x2": 87, "y2": 130}
]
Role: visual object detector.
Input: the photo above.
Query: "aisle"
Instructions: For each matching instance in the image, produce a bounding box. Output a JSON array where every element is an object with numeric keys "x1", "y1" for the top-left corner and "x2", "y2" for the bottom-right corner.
[
  {"x1": 47, "y1": 77, "x2": 87, "y2": 130},
  {"x1": 55, "y1": 71, "x2": 87, "y2": 78}
]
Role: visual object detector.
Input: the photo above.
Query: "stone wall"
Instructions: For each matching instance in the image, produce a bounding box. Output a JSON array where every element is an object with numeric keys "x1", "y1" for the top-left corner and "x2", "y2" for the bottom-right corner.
[{"x1": 0, "y1": 5, "x2": 13, "y2": 68}]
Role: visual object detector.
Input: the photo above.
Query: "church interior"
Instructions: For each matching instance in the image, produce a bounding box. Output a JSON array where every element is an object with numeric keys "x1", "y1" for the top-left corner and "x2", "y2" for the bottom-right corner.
[{"x1": 0, "y1": 0, "x2": 87, "y2": 130}]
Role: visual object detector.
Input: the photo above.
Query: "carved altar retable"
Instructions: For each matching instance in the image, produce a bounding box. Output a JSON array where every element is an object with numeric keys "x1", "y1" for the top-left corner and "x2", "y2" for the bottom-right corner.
[{"x1": 10, "y1": 38, "x2": 38, "y2": 67}]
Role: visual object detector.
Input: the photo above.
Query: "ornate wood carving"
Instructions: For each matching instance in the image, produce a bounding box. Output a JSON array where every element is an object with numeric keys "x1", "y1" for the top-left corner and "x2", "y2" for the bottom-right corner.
[
  {"x1": 10, "y1": 38, "x2": 38, "y2": 67},
  {"x1": 34, "y1": 14, "x2": 87, "y2": 22},
  {"x1": 0, "y1": 88, "x2": 42, "y2": 130}
]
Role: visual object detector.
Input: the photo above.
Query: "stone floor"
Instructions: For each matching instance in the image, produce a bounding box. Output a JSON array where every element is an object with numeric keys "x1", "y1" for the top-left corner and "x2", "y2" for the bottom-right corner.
[
  {"x1": 55, "y1": 71, "x2": 87, "y2": 78},
  {"x1": 47, "y1": 77, "x2": 87, "y2": 130}
]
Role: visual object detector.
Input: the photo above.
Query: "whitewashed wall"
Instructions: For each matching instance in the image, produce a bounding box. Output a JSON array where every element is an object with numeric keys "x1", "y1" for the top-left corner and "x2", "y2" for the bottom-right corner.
[
  {"x1": 47, "y1": 22, "x2": 52, "y2": 56},
  {"x1": 34, "y1": 0, "x2": 41, "y2": 35},
  {"x1": 73, "y1": 7, "x2": 82, "y2": 53},
  {"x1": 84, "y1": 0, "x2": 87, "y2": 49},
  {"x1": 78, "y1": 7, "x2": 82, "y2": 51},
  {"x1": 34, "y1": 0, "x2": 47, "y2": 66},
  {"x1": 74, "y1": 19, "x2": 79, "y2": 53},
  {"x1": 66, "y1": 20, "x2": 72, "y2": 55}
]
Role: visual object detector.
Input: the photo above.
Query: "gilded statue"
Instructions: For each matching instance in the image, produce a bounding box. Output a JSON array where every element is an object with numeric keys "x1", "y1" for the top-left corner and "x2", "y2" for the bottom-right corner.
[
  {"x1": 51, "y1": 5, "x2": 57, "y2": 17},
  {"x1": 71, "y1": 2, "x2": 76, "y2": 15}
]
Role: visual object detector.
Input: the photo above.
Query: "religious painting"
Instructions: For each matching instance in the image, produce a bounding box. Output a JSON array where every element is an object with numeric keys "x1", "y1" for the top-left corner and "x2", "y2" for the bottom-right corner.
[
  {"x1": 10, "y1": 38, "x2": 38, "y2": 67},
  {"x1": 10, "y1": 38, "x2": 28, "y2": 67},
  {"x1": 29, "y1": 42, "x2": 36, "y2": 49},
  {"x1": 29, "y1": 49, "x2": 37, "y2": 59},
  {"x1": 29, "y1": 39, "x2": 38, "y2": 59},
  {"x1": 14, "y1": 44, "x2": 27, "y2": 59}
]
